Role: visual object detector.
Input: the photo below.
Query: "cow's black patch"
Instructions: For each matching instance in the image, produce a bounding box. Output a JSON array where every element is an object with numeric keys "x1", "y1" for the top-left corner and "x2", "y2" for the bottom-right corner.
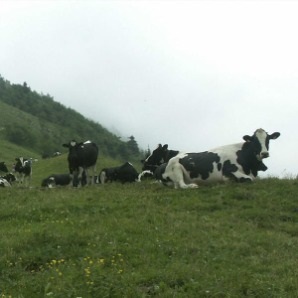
[
  {"x1": 179, "y1": 152, "x2": 220, "y2": 180},
  {"x1": 222, "y1": 160, "x2": 238, "y2": 180},
  {"x1": 236, "y1": 142, "x2": 268, "y2": 178}
]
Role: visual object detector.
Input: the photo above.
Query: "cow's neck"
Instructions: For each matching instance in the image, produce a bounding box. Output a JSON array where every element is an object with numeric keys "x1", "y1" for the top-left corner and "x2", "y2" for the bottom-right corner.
[{"x1": 237, "y1": 142, "x2": 265, "y2": 177}]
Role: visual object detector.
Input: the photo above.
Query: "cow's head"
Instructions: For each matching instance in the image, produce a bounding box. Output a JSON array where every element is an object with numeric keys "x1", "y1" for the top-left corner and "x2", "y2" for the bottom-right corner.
[
  {"x1": 243, "y1": 128, "x2": 280, "y2": 161},
  {"x1": 141, "y1": 144, "x2": 169, "y2": 171}
]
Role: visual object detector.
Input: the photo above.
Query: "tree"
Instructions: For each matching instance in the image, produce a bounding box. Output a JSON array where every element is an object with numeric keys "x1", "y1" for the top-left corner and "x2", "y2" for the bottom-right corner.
[{"x1": 127, "y1": 136, "x2": 140, "y2": 156}]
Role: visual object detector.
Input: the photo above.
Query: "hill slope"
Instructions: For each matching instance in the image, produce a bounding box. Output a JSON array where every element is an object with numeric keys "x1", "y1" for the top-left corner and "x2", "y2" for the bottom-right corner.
[{"x1": 0, "y1": 75, "x2": 142, "y2": 161}]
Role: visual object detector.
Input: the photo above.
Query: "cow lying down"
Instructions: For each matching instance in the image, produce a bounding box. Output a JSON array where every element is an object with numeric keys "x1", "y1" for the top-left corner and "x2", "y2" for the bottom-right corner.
[
  {"x1": 0, "y1": 173, "x2": 17, "y2": 187},
  {"x1": 159, "y1": 128, "x2": 280, "y2": 189},
  {"x1": 99, "y1": 162, "x2": 139, "y2": 184},
  {"x1": 41, "y1": 174, "x2": 72, "y2": 188},
  {"x1": 41, "y1": 172, "x2": 97, "y2": 188}
]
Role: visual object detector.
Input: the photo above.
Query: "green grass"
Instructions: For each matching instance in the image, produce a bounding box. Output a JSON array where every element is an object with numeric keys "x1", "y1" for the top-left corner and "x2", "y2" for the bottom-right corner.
[{"x1": 1, "y1": 178, "x2": 298, "y2": 297}]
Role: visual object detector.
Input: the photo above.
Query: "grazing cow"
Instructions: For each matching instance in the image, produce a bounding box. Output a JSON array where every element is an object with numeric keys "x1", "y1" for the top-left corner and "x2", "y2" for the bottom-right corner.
[
  {"x1": 62, "y1": 140, "x2": 98, "y2": 186},
  {"x1": 99, "y1": 162, "x2": 139, "y2": 184},
  {"x1": 14, "y1": 157, "x2": 32, "y2": 186},
  {"x1": 0, "y1": 162, "x2": 9, "y2": 173},
  {"x1": 41, "y1": 174, "x2": 72, "y2": 188},
  {"x1": 0, "y1": 173, "x2": 16, "y2": 187},
  {"x1": 161, "y1": 128, "x2": 280, "y2": 189}
]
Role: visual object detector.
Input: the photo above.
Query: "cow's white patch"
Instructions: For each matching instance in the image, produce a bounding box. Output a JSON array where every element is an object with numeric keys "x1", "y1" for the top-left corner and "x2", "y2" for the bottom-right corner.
[{"x1": 255, "y1": 128, "x2": 268, "y2": 160}]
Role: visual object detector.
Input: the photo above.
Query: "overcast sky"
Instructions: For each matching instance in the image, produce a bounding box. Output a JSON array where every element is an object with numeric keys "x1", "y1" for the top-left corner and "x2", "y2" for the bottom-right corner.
[{"x1": 0, "y1": 0, "x2": 297, "y2": 177}]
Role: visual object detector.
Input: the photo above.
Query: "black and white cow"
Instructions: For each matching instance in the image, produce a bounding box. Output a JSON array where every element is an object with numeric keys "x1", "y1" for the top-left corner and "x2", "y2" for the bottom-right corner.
[
  {"x1": 161, "y1": 128, "x2": 280, "y2": 189},
  {"x1": 139, "y1": 144, "x2": 179, "y2": 181},
  {"x1": 0, "y1": 173, "x2": 16, "y2": 187},
  {"x1": 14, "y1": 157, "x2": 32, "y2": 186},
  {"x1": 0, "y1": 162, "x2": 9, "y2": 173},
  {"x1": 41, "y1": 174, "x2": 72, "y2": 188},
  {"x1": 62, "y1": 140, "x2": 98, "y2": 186},
  {"x1": 99, "y1": 162, "x2": 139, "y2": 184}
]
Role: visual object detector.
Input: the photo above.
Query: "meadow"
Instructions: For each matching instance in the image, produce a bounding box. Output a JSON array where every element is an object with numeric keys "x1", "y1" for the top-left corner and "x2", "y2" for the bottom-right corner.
[{"x1": 1, "y1": 153, "x2": 298, "y2": 297}]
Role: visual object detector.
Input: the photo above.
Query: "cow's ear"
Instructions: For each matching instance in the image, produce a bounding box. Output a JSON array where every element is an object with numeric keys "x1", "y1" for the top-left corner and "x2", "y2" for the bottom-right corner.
[
  {"x1": 62, "y1": 143, "x2": 69, "y2": 148},
  {"x1": 243, "y1": 135, "x2": 253, "y2": 142},
  {"x1": 269, "y1": 132, "x2": 280, "y2": 140},
  {"x1": 163, "y1": 144, "x2": 168, "y2": 150}
]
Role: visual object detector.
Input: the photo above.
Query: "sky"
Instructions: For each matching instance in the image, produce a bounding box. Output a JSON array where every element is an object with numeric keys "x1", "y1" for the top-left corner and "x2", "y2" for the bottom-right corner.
[{"x1": 0, "y1": 0, "x2": 297, "y2": 178}]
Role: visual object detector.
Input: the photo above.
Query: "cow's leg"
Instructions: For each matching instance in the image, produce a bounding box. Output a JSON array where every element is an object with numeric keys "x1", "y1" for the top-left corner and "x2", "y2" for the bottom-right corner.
[
  {"x1": 228, "y1": 171, "x2": 253, "y2": 182},
  {"x1": 89, "y1": 164, "x2": 96, "y2": 185},
  {"x1": 77, "y1": 167, "x2": 84, "y2": 187},
  {"x1": 163, "y1": 163, "x2": 198, "y2": 189},
  {"x1": 100, "y1": 170, "x2": 107, "y2": 184}
]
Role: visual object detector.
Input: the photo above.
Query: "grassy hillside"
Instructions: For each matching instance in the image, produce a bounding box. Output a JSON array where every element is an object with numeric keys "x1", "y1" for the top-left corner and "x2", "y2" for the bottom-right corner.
[
  {"x1": 0, "y1": 177, "x2": 298, "y2": 297},
  {"x1": 0, "y1": 76, "x2": 143, "y2": 161}
]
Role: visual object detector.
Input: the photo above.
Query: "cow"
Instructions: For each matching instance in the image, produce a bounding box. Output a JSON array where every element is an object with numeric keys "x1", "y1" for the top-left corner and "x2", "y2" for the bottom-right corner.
[
  {"x1": 99, "y1": 162, "x2": 139, "y2": 184},
  {"x1": 0, "y1": 178, "x2": 11, "y2": 187},
  {"x1": 41, "y1": 174, "x2": 72, "y2": 188},
  {"x1": 0, "y1": 162, "x2": 9, "y2": 173},
  {"x1": 62, "y1": 140, "x2": 98, "y2": 187},
  {"x1": 14, "y1": 157, "x2": 32, "y2": 186},
  {"x1": 139, "y1": 144, "x2": 179, "y2": 181},
  {"x1": 0, "y1": 173, "x2": 16, "y2": 187},
  {"x1": 160, "y1": 128, "x2": 280, "y2": 189}
]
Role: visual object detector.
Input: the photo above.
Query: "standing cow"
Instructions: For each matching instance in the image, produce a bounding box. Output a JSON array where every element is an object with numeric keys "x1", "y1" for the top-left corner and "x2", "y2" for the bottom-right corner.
[
  {"x1": 63, "y1": 140, "x2": 98, "y2": 187},
  {"x1": 161, "y1": 128, "x2": 280, "y2": 189},
  {"x1": 14, "y1": 157, "x2": 32, "y2": 187}
]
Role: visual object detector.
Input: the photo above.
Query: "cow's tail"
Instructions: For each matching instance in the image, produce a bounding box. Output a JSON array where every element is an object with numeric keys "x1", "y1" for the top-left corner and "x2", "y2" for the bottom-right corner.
[{"x1": 137, "y1": 170, "x2": 153, "y2": 182}]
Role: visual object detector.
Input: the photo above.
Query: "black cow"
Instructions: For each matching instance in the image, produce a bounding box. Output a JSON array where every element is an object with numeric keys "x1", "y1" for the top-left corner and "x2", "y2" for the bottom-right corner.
[
  {"x1": 99, "y1": 162, "x2": 139, "y2": 184},
  {"x1": 41, "y1": 174, "x2": 72, "y2": 188},
  {"x1": 161, "y1": 128, "x2": 280, "y2": 189},
  {"x1": 63, "y1": 140, "x2": 98, "y2": 186},
  {"x1": 0, "y1": 162, "x2": 9, "y2": 173},
  {"x1": 14, "y1": 157, "x2": 32, "y2": 186},
  {"x1": 141, "y1": 144, "x2": 178, "y2": 171}
]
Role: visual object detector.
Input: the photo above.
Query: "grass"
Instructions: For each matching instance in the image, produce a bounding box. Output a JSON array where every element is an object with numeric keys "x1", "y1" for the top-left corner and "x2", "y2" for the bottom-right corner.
[{"x1": 1, "y1": 177, "x2": 298, "y2": 297}]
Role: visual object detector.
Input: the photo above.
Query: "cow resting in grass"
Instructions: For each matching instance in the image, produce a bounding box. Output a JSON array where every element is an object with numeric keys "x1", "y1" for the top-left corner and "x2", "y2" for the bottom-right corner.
[
  {"x1": 99, "y1": 162, "x2": 139, "y2": 184},
  {"x1": 63, "y1": 140, "x2": 98, "y2": 187},
  {"x1": 160, "y1": 128, "x2": 280, "y2": 189},
  {"x1": 0, "y1": 173, "x2": 16, "y2": 187},
  {"x1": 139, "y1": 144, "x2": 179, "y2": 181},
  {"x1": 41, "y1": 174, "x2": 72, "y2": 188}
]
